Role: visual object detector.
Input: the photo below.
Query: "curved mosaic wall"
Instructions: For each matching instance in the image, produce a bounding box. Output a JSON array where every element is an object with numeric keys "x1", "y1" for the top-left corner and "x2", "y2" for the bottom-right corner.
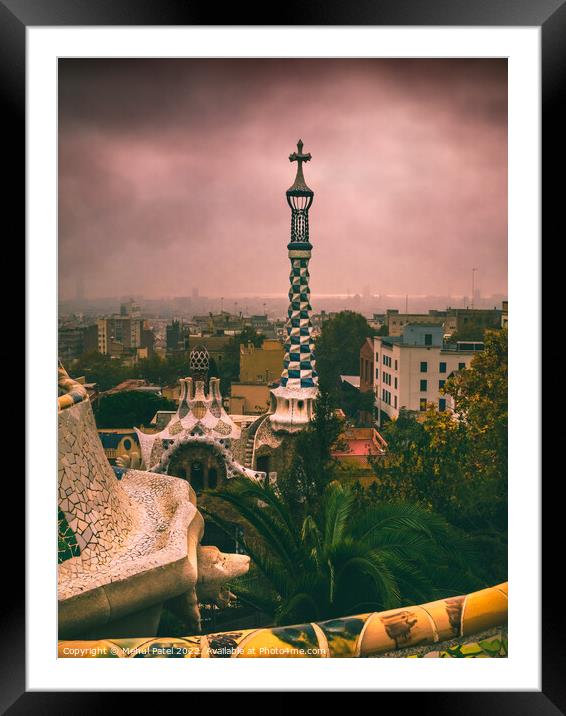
[{"x1": 59, "y1": 582, "x2": 508, "y2": 658}]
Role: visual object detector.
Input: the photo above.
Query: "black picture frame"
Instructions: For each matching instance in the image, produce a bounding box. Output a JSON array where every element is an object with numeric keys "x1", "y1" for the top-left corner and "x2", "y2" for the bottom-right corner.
[{"x1": 8, "y1": 0, "x2": 558, "y2": 709}]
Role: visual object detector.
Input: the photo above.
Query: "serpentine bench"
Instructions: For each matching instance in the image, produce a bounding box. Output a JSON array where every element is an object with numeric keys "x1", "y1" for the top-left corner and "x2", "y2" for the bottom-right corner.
[{"x1": 58, "y1": 582, "x2": 508, "y2": 658}]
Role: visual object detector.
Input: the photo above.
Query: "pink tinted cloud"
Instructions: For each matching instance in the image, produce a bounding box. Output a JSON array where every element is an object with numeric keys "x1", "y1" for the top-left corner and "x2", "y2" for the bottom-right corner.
[{"x1": 58, "y1": 59, "x2": 507, "y2": 300}]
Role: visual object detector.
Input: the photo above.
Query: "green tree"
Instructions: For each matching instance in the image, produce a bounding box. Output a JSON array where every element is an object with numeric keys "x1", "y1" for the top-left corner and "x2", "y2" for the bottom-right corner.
[
  {"x1": 207, "y1": 478, "x2": 479, "y2": 626},
  {"x1": 340, "y1": 383, "x2": 375, "y2": 424},
  {"x1": 315, "y1": 311, "x2": 375, "y2": 397},
  {"x1": 135, "y1": 352, "x2": 188, "y2": 385},
  {"x1": 72, "y1": 352, "x2": 130, "y2": 392},
  {"x1": 444, "y1": 328, "x2": 507, "y2": 503},
  {"x1": 95, "y1": 391, "x2": 177, "y2": 429},
  {"x1": 278, "y1": 390, "x2": 343, "y2": 518},
  {"x1": 371, "y1": 329, "x2": 508, "y2": 582},
  {"x1": 372, "y1": 408, "x2": 471, "y2": 518},
  {"x1": 449, "y1": 321, "x2": 498, "y2": 343}
]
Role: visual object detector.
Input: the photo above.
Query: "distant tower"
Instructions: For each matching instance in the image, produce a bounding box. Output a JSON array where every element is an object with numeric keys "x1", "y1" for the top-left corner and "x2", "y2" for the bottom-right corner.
[{"x1": 270, "y1": 140, "x2": 318, "y2": 432}]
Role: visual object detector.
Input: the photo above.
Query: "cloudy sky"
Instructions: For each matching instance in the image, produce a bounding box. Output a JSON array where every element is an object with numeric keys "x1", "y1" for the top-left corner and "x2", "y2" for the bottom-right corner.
[{"x1": 58, "y1": 59, "x2": 507, "y2": 300}]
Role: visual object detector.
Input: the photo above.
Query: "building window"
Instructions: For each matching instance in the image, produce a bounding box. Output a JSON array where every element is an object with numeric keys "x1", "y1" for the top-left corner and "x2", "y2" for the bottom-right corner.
[
  {"x1": 394, "y1": 396, "x2": 398, "y2": 408},
  {"x1": 420, "y1": 361, "x2": 428, "y2": 373},
  {"x1": 439, "y1": 361, "x2": 446, "y2": 373},
  {"x1": 394, "y1": 360, "x2": 398, "y2": 371},
  {"x1": 425, "y1": 333, "x2": 432, "y2": 346},
  {"x1": 375, "y1": 352, "x2": 379, "y2": 363},
  {"x1": 419, "y1": 398, "x2": 427, "y2": 411},
  {"x1": 458, "y1": 362, "x2": 466, "y2": 370},
  {"x1": 439, "y1": 380, "x2": 445, "y2": 390},
  {"x1": 420, "y1": 379, "x2": 427, "y2": 392},
  {"x1": 439, "y1": 398, "x2": 446, "y2": 411},
  {"x1": 394, "y1": 377, "x2": 397, "y2": 389},
  {"x1": 375, "y1": 368, "x2": 379, "y2": 380}
]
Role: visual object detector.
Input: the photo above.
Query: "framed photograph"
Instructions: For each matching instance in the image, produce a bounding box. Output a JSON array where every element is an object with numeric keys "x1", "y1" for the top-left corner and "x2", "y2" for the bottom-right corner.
[{"x1": 9, "y1": 0, "x2": 557, "y2": 707}]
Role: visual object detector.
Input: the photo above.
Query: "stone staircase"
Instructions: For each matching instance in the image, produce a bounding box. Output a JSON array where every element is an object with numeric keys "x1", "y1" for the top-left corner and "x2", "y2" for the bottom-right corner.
[{"x1": 243, "y1": 415, "x2": 267, "y2": 469}]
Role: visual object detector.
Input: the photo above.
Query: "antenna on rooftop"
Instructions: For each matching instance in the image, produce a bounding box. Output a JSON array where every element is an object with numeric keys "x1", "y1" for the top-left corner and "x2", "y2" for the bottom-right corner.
[{"x1": 471, "y1": 268, "x2": 478, "y2": 309}]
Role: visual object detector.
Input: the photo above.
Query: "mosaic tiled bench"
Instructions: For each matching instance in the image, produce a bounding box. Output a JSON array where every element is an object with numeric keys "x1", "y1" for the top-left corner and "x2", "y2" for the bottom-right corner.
[
  {"x1": 58, "y1": 367, "x2": 249, "y2": 639},
  {"x1": 58, "y1": 583, "x2": 508, "y2": 658}
]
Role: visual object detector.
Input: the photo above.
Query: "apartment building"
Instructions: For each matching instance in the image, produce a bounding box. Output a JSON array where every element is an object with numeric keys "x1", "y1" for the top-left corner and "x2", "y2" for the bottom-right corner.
[
  {"x1": 58, "y1": 323, "x2": 98, "y2": 363},
  {"x1": 97, "y1": 316, "x2": 154, "y2": 357},
  {"x1": 385, "y1": 309, "x2": 446, "y2": 337},
  {"x1": 444, "y1": 307, "x2": 503, "y2": 336},
  {"x1": 362, "y1": 324, "x2": 483, "y2": 425},
  {"x1": 386, "y1": 305, "x2": 505, "y2": 338}
]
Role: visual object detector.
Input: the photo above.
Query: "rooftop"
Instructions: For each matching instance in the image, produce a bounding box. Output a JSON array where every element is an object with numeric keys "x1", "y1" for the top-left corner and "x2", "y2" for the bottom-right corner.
[{"x1": 340, "y1": 375, "x2": 360, "y2": 389}]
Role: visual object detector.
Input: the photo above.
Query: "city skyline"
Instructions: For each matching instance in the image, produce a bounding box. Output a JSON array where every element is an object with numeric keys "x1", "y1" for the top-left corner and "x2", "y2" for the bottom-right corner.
[{"x1": 59, "y1": 58, "x2": 507, "y2": 301}]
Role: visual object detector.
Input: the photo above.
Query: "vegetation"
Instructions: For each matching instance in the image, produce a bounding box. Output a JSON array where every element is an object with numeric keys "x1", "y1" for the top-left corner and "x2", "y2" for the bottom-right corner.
[
  {"x1": 95, "y1": 391, "x2": 177, "y2": 429},
  {"x1": 315, "y1": 311, "x2": 375, "y2": 397},
  {"x1": 370, "y1": 328, "x2": 508, "y2": 583},
  {"x1": 134, "y1": 352, "x2": 188, "y2": 385},
  {"x1": 449, "y1": 320, "x2": 493, "y2": 343},
  {"x1": 208, "y1": 478, "x2": 479, "y2": 626},
  {"x1": 72, "y1": 351, "x2": 131, "y2": 392},
  {"x1": 72, "y1": 351, "x2": 187, "y2": 391},
  {"x1": 276, "y1": 390, "x2": 343, "y2": 519},
  {"x1": 339, "y1": 381, "x2": 375, "y2": 425}
]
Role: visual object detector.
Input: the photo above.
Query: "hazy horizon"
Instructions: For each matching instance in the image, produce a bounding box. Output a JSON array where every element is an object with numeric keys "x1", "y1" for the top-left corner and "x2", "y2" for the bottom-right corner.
[{"x1": 59, "y1": 59, "x2": 508, "y2": 302}]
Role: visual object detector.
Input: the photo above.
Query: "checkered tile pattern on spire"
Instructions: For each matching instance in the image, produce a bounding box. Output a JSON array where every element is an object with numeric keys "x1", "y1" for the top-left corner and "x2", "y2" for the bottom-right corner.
[{"x1": 280, "y1": 257, "x2": 317, "y2": 389}]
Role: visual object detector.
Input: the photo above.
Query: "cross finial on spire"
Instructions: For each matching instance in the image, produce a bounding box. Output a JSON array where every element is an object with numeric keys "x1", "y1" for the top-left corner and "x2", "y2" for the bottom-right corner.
[
  {"x1": 288, "y1": 139, "x2": 313, "y2": 196},
  {"x1": 289, "y1": 139, "x2": 311, "y2": 166}
]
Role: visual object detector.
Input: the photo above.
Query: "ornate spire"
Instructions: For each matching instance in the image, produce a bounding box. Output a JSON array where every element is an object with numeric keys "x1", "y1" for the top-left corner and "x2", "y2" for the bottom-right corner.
[{"x1": 270, "y1": 140, "x2": 318, "y2": 433}]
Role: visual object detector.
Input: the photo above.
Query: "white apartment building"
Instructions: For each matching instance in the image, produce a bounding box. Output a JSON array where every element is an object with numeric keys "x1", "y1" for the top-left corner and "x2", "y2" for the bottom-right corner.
[{"x1": 367, "y1": 324, "x2": 483, "y2": 425}]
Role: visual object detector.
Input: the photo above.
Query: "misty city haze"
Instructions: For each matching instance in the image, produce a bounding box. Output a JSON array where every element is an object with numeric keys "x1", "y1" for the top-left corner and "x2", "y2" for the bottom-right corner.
[{"x1": 58, "y1": 58, "x2": 507, "y2": 305}]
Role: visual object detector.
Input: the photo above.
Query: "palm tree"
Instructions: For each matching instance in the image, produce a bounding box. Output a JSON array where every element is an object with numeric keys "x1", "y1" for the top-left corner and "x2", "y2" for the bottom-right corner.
[{"x1": 203, "y1": 478, "x2": 480, "y2": 626}]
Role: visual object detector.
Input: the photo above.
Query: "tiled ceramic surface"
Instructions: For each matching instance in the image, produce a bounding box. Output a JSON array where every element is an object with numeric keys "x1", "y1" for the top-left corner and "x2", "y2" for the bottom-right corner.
[{"x1": 59, "y1": 583, "x2": 508, "y2": 658}]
